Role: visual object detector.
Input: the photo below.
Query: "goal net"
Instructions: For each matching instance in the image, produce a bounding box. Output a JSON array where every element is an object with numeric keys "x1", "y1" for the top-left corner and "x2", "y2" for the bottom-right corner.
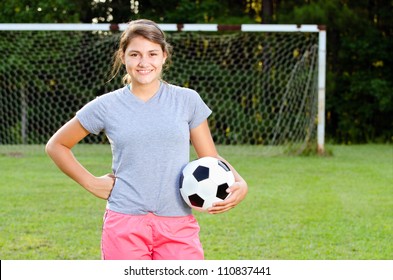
[{"x1": 0, "y1": 24, "x2": 324, "y2": 156}]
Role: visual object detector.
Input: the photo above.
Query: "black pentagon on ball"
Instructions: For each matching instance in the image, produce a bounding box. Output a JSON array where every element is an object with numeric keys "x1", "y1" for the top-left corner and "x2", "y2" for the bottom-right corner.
[
  {"x1": 192, "y1": 166, "x2": 209, "y2": 182},
  {"x1": 216, "y1": 183, "x2": 230, "y2": 200},
  {"x1": 179, "y1": 173, "x2": 184, "y2": 189},
  {"x1": 218, "y1": 160, "x2": 231, "y2": 172},
  {"x1": 188, "y1": 194, "x2": 205, "y2": 207}
]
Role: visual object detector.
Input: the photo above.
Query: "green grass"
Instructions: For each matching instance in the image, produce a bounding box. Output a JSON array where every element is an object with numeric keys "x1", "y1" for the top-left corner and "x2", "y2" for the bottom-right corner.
[{"x1": 0, "y1": 144, "x2": 392, "y2": 260}]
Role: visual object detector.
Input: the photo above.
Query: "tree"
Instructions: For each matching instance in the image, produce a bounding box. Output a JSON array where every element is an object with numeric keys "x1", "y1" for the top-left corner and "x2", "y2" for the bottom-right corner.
[
  {"x1": 277, "y1": 0, "x2": 393, "y2": 143},
  {"x1": 0, "y1": 0, "x2": 80, "y2": 23},
  {"x1": 262, "y1": 0, "x2": 274, "y2": 23}
]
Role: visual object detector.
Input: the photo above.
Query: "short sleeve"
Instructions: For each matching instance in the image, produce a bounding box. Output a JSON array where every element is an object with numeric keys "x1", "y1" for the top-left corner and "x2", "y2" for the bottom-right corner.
[
  {"x1": 188, "y1": 90, "x2": 212, "y2": 129},
  {"x1": 75, "y1": 97, "x2": 106, "y2": 135}
]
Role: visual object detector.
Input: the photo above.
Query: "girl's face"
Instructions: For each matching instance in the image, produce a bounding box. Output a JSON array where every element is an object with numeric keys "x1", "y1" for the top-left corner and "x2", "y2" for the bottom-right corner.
[{"x1": 122, "y1": 36, "x2": 167, "y2": 88}]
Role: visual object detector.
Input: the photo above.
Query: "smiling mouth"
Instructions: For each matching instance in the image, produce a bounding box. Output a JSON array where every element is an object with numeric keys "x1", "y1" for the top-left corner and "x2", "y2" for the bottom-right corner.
[{"x1": 137, "y1": 69, "x2": 153, "y2": 74}]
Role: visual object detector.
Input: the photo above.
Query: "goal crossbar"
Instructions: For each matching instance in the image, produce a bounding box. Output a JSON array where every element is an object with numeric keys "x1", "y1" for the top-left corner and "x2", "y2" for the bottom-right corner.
[{"x1": 0, "y1": 23, "x2": 324, "y2": 32}]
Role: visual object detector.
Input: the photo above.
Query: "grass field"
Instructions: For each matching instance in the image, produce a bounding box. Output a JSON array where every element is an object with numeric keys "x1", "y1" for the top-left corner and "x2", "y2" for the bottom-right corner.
[{"x1": 0, "y1": 144, "x2": 392, "y2": 260}]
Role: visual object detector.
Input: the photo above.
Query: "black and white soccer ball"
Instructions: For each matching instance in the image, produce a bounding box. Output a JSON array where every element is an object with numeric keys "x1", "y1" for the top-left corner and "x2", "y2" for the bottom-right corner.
[{"x1": 179, "y1": 157, "x2": 235, "y2": 212}]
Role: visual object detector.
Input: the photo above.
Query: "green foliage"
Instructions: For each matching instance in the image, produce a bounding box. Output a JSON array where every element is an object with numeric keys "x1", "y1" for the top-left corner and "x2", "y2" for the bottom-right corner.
[
  {"x1": 0, "y1": 0, "x2": 80, "y2": 23},
  {"x1": 137, "y1": 0, "x2": 246, "y2": 23},
  {"x1": 277, "y1": 0, "x2": 393, "y2": 143}
]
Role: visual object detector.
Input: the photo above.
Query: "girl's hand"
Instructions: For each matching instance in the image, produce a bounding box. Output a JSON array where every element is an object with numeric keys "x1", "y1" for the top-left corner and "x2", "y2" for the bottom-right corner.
[
  {"x1": 86, "y1": 173, "x2": 116, "y2": 200},
  {"x1": 207, "y1": 179, "x2": 248, "y2": 214}
]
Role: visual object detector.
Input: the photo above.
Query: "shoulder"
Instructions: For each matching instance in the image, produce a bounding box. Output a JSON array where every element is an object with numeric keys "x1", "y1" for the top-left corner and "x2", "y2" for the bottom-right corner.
[
  {"x1": 163, "y1": 82, "x2": 201, "y2": 100},
  {"x1": 96, "y1": 86, "x2": 127, "y2": 102},
  {"x1": 78, "y1": 86, "x2": 127, "y2": 113},
  {"x1": 86, "y1": 86, "x2": 127, "y2": 108}
]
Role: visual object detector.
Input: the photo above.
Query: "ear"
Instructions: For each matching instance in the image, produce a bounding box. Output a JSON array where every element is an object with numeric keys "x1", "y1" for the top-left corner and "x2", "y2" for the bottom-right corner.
[{"x1": 163, "y1": 51, "x2": 168, "y2": 64}]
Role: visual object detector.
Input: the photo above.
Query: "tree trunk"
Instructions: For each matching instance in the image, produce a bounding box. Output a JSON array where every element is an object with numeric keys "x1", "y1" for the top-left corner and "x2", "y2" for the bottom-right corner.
[{"x1": 262, "y1": 0, "x2": 273, "y2": 23}]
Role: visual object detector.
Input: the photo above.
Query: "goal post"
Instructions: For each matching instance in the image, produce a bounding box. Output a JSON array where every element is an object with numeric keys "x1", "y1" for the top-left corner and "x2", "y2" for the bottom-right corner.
[
  {"x1": 317, "y1": 27, "x2": 327, "y2": 155},
  {"x1": 0, "y1": 23, "x2": 326, "y2": 155}
]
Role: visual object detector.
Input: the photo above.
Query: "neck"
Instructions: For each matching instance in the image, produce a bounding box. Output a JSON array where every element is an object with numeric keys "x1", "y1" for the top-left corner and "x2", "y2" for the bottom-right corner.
[{"x1": 130, "y1": 80, "x2": 161, "y2": 100}]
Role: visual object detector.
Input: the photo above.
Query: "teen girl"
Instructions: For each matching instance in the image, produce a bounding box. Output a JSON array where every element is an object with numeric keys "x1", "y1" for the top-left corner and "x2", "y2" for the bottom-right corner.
[{"x1": 46, "y1": 19, "x2": 248, "y2": 260}]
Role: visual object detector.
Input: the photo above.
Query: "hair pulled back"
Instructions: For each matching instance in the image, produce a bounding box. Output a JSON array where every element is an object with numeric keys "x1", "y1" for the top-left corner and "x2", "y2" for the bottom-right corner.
[{"x1": 110, "y1": 19, "x2": 173, "y2": 84}]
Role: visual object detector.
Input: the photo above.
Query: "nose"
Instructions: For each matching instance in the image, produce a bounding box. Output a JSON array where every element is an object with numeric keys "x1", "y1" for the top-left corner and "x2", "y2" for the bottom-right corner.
[{"x1": 138, "y1": 57, "x2": 147, "y2": 67}]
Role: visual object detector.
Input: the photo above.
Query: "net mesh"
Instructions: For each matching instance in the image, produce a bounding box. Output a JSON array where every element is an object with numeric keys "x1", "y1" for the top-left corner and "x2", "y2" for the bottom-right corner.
[{"x1": 0, "y1": 28, "x2": 319, "y2": 155}]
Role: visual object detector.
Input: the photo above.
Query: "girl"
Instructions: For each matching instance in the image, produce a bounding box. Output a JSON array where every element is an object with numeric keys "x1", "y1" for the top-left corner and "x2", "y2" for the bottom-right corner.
[{"x1": 46, "y1": 19, "x2": 248, "y2": 260}]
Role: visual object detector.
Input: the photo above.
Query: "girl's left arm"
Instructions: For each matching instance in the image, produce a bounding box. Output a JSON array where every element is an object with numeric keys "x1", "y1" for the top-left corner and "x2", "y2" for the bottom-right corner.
[{"x1": 190, "y1": 120, "x2": 248, "y2": 214}]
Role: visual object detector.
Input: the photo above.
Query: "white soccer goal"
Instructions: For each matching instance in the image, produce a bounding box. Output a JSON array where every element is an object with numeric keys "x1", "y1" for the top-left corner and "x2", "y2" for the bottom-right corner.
[{"x1": 0, "y1": 23, "x2": 326, "y2": 155}]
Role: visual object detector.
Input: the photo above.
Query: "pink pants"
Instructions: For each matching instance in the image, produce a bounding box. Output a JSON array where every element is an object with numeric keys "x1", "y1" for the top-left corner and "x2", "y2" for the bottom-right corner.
[{"x1": 101, "y1": 209, "x2": 204, "y2": 260}]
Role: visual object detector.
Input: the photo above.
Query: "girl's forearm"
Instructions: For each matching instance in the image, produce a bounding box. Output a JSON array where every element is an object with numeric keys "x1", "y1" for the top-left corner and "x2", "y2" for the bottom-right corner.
[{"x1": 46, "y1": 142, "x2": 95, "y2": 190}]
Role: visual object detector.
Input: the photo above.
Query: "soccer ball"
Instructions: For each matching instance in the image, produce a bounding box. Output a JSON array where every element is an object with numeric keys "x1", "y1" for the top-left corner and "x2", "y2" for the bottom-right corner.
[{"x1": 179, "y1": 157, "x2": 235, "y2": 211}]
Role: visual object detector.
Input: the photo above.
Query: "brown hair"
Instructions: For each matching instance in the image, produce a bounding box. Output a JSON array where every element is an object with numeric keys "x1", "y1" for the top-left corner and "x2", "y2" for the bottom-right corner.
[{"x1": 110, "y1": 19, "x2": 173, "y2": 84}]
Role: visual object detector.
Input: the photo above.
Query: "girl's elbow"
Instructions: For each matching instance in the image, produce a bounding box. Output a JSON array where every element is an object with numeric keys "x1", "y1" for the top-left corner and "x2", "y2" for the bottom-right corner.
[{"x1": 45, "y1": 138, "x2": 57, "y2": 157}]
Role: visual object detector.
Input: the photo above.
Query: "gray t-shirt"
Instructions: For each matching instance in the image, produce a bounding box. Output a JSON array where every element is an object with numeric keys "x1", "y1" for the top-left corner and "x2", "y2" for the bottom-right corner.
[{"x1": 76, "y1": 82, "x2": 212, "y2": 216}]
